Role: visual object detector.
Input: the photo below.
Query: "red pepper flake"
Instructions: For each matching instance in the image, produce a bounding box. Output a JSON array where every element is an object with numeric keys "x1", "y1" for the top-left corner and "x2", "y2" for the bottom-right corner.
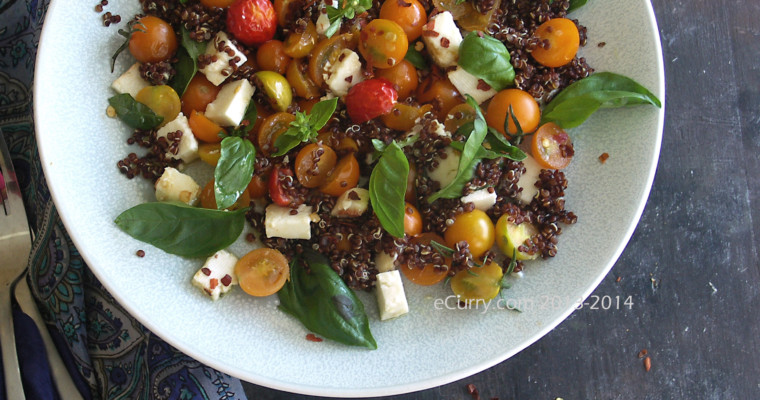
[
  {"x1": 201, "y1": 267, "x2": 212, "y2": 276},
  {"x1": 638, "y1": 349, "x2": 648, "y2": 358},
  {"x1": 306, "y1": 333, "x2": 323, "y2": 342},
  {"x1": 440, "y1": 37, "x2": 451, "y2": 48},
  {"x1": 477, "y1": 79, "x2": 492, "y2": 91},
  {"x1": 345, "y1": 75, "x2": 353, "y2": 83},
  {"x1": 465, "y1": 383, "x2": 480, "y2": 400},
  {"x1": 246, "y1": 233, "x2": 256, "y2": 243},
  {"x1": 136, "y1": 250, "x2": 145, "y2": 257},
  {"x1": 221, "y1": 274, "x2": 233, "y2": 287},
  {"x1": 616, "y1": 276, "x2": 621, "y2": 283},
  {"x1": 644, "y1": 356, "x2": 652, "y2": 372},
  {"x1": 348, "y1": 190, "x2": 360, "y2": 200},
  {"x1": 599, "y1": 152, "x2": 610, "y2": 163},
  {"x1": 423, "y1": 30, "x2": 439, "y2": 38},
  {"x1": 598, "y1": 41, "x2": 607, "y2": 48},
  {"x1": 209, "y1": 278, "x2": 219, "y2": 290}
]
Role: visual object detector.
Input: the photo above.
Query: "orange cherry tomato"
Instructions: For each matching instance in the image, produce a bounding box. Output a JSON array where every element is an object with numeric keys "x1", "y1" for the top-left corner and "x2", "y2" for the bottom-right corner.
[
  {"x1": 379, "y1": 0, "x2": 427, "y2": 41},
  {"x1": 273, "y1": 0, "x2": 298, "y2": 27},
  {"x1": 286, "y1": 59, "x2": 321, "y2": 99},
  {"x1": 531, "y1": 18, "x2": 580, "y2": 68},
  {"x1": 235, "y1": 248, "x2": 290, "y2": 297},
  {"x1": 374, "y1": 59, "x2": 419, "y2": 100},
  {"x1": 531, "y1": 122, "x2": 574, "y2": 169},
  {"x1": 247, "y1": 174, "x2": 268, "y2": 198},
  {"x1": 404, "y1": 202, "x2": 423, "y2": 237},
  {"x1": 198, "y1": 143, "x2": 222, "y2": 165},
  {"x1": 199, "y1": 179, "x2": 251, "y2": 210},
  {"x1": 308, "y1": 33, "x2": 357, "y2": 87},
  {"x1": 400, "y1": 232, "x2": 450, "y2": 286},
  {"x1": 444, "y1": 103, "x2": 476, "y2": 134},
  {"x1": 257, "y1": 112, "x2": 295, "y2": 155},
  {"x1": 181, "y1": 74, "x2": 221, "y2": 116},
  {"x1": 128, "y1": 16, "x2": 178, "y2": 63},
  {"x1": 188, "y1": 111, "x2": 226, "y2": 143},
  {"x1": 485, "y1": 88, "x2": 540, "y2": 136},
  {"x1": 450, "y1": 262, "x2": 503, "y2": 302},
  {"x1": 283, "y1": 21, "x2": 318, "y2": 58},
  {"x1": 444, "y1": 209, "x2": 495, "y2": 259},
  {"x1": 417, "y1": 75, "x2": 463, "y2": 120},
  {"x1": 256, "y1": 40, "x2": 292, "y2": 75},
  {"x1": 358, "y1": 19, "x2": 408, "y2": 69},
  {"x1": 320, "y1": 153, "x2": 360, "y2": 196},
  {"x1": 295, "y1": 143, "x2": 338, "y2": 188},
  {"x1": 381, "y1": 103, "x2": 429, "y2": 131},
  {"x1": 200, "y1": 0, "x2": 236, "y2": 7}
]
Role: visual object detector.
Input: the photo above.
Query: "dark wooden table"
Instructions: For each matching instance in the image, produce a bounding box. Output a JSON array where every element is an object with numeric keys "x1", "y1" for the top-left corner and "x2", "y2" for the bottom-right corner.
[{"x1": 243, "y1": 0, "x2": 760, "y2": 398}]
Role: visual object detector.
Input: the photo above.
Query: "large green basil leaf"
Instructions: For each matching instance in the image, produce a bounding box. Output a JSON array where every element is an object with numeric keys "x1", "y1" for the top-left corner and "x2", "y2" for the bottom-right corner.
[
  {"x1": 169, "y1": 28, "x2": 208, "y2": 96},
  {"x1": 541, "y1": 72, "x2": 662, "y2": 129},
  {"x1": 369, "y1": 141, "x2": 409, "y2": 238},
  {"x1": 108, "y1": 93, "x2": 163, "y2": 129},
  {"x1": 278, "y1": 250, "x2": 377, "y2": 349},
  {"x1": 458, "y1": 32, "x2": 515, "y2": 91},
  {"x1": 115, "y1": 202, "x2": 247, "y2": 258},
  {"x1": 214, "y1": 137, "x2": 256, "y2": 209}
]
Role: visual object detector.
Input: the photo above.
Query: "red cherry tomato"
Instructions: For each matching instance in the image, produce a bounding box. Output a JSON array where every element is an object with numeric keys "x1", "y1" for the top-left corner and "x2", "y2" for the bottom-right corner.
[
  {"x1": 345, "y1": 78, "x2": 398, "y2": 124},
  {"x1": 268, "y1": 166, "x2": 293, "y2": 206},
  {"x1": 227, "y1": 0, "x2": 277, "y2": 46}
]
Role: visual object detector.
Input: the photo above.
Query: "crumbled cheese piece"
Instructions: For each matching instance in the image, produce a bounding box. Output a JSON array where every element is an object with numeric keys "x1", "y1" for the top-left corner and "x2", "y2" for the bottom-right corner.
[
  {"x1": 331, "y1": 188, "x2": 370, "y2": 217},
  {"x1": 461, "y1": 188, "x2": 497, "y2": 211},
  {"x1": 427, "y1": 146, "x2": 461, "y2": 188},
  {"x1": 375, "y1": 251, "x2": 398, "y2": 273},
  {"x1": 324, "y1": 49, "x2": 364, "y2": 97},
  {"x1": 192, "y1": 250, "x2": 239, "y2": 300},
  {"x1": 516, "y1": 154, "x2": 542, "y2": 204},
  {"x1": 156, "y1": 113, "x2": 199, "y2": 163},
  {"x1": 199, "y1": 32, "x2": 248, "y2": 86},
  {"x1": 155, "y1": 167, "x2": 200, "y2": 205},
  {"x1": 315, "y1": 0, "x2": 338, "y2": 35},
  {"x1": 375, "y1": 270, "x2": 409, "y2": 320},
  {"x1": 447, "y1": 67, "x2": 497, "y2": 104},
  {"x1": 205, "y1": 79, "x2": 255, "y2": 127},
  {"x1": 111, "y1": 62, "x2": 150, "y2": 98},
  {"x1": 421, "y1": 11, "x2": 463, "y2": 68},
  {"x1": 265, "y1": 204, "x2": 316, "y2": 239}
]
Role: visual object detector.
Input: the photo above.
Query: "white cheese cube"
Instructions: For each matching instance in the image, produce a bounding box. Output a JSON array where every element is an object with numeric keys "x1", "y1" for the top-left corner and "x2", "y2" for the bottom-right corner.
[
  {"x1": 156, "y1": 113, "x2": 199, "y2": 163},
  {"x1": 111, "y1": 62, "x2": 150, "y2": 98},
  {"x1": 331, "y1": 188, "x2": 370, "y2": 217},
  {"x1": 421, "y1": 11, "x2": 463, "y2": 68},
  {"x1": 461, "y1": 187, "x2": 497, "y2": 211},
  {"x1": 199, "y1": 32, "x2": 248, "y2": 86},
  {"x1": 375, "y1": 251, "x2": 398, "y2": 273},
  {"x1": 427, "y1": 146, "x2": 461, "y2": 188},
  {"x1": 205, "y1": 79, "x2": 255, "y2": 127},
  {"x1": 324, "y1": 49, "x2": 363, "y2": 97},
  {"x1": 447, "y1": 67, "x2": 497, "y2": 105},
  {"x1": 265, "y1": 204, "x2": 317, "y2": 240},
  {"x1": 516, "y1": 154, "x2": 543, "y2": 204},
  {"x1": 315, "y1": 0, "x2": 338, "y2": 35},
  {"x1": 155, "y1": 167, "x2": 200, "y2": 205},
  {"x1": 192, "y1": 250, "x2": 239, "y2": 301},
  {"x1": 375, "y1": 270, "x2": 409, "y2": 320}
]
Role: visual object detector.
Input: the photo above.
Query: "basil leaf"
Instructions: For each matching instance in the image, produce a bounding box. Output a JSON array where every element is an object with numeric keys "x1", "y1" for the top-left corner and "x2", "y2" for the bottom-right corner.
[
  {"x1": 272, "y1": 98, "x2": 337, "y2": 156},
  {"x1": 272, "y1": 127, "x2": 305, "y2": 156},
  {"x1": 214, "y1": 137, "x2": 256, "y2": 209},
  {"x1": 229, "y1": 101, "x2": 258, "y2": 138},
  {"x1": 181, "y1": 27, "x2": 208, "y2": 60},
  {"x1": 370, "y1": 141, "x2": 409, "y2": 238},
  {"x1": 541, "y1": 72, "x2": 662, "y2": 129},
  {"x1": 307, "y1": 97, "x2": 338, "y2": 130},
  {"x1": 114, "y1": 202, "x2": 247, "y2": 258},
  {"x1": 404, "y1": 46, "x2": 428, "y2": 70},
  {"x1": 458, "y1": 32, "x2": 515, "y2": 91},
  {"x1": 278, "y1": 250, "x2": 377, "y2": 349},
  {"x1": 169, "y1": 28, "x2": 208, "y2": 96},
  {"x1": 108, "y1": 93, "x2": 163, "y2": 129},
  {"x1": 568, "y1": 0, "x2": 588, "y2": 13},
  {"x1": 454, "y1": 122, "x2": 526, "y2": 161}
]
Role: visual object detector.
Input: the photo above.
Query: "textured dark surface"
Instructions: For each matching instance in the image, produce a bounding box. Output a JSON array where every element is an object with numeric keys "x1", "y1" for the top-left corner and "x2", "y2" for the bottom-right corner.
[{"x1": 243, "y1": 0, "x2": 760, "y2": 398}]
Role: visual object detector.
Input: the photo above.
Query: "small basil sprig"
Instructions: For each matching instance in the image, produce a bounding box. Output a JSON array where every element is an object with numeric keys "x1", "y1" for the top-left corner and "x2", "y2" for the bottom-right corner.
[
  {"x1": 108, "y1": 93, "x2": 163, "y2": 129},
  {"x1": 324, "y1": 0, "x2": 372, "y2": 38},
  {"x1": 170, "y1": 28, "x2": 208, "y2": 96},
  {"x1": 278, "y1": 250, "x2": 377, "y2": 349},
  {"x1": 458, "y1": 32, "x2": 515, "y2": 91},
  {"x1": 369, "y1": 141, "x2": 409, "y2": 238},
  {"x1": 541, "y1": 72, "x2": 662, "y2": 129},
  {"x1": 214, "y1": 137, "x2": 256, "y2": 209},
  {"x1": 272, "y1": 97, "x2": 338, "y2": 156},
  {"x1": 115, "y1": 202, "x2": 247, "y2": 258},
  {"x1": 404, "y1": 47, "x2": 428, "y2": 70}
]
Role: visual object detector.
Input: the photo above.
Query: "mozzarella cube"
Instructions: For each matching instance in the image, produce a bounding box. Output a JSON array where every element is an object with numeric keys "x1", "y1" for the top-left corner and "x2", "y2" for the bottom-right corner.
[
  {"x1": 205, "y1": 79, "x2": 255, "y2": 127},
  {"x1": 199, "y1": 32, "x2": 248, "y2": 86},
  {"x1": 111, "y1": 62, "x2": 150, "y2": 98},
  {"x1": 155, "y1": 167, "x2": 200, "y2": 205},
  {"x1": 427, "y1": 146, "x2": 461, "y2": 188},
  {"x1": 447, "y1": 67, "x2": 497, "y2": 105},
  {"x1": 461, "y1": 187, "x2": 497, "y2": 211},
  {"x1": 156, "y1": 113, "x2": 199, "y2": 163},
  {"x1": 331, "y1": 188, "x2": 370, "y2": 217},
  {"x1": 324, "y1": 49, "x2": 363, "y2": 97},
  {"x1": 375, "y1": 270, "x2": 409, "y2": 320},
  {"x1": 516, "y1": 154, "x2": 543, "y2": 204},
  {"x1": 421, "y1": 11, "x2": 463, "y2": 68},
  {"x1": 265, "y1": 204, "x2": 317, "y2": 240},
  {"x1": 375, "y1": 251, "x2": 398, "y2": 273},
  {"x1": 192, "y1": 250, "x2": 239, "y2": 301}
]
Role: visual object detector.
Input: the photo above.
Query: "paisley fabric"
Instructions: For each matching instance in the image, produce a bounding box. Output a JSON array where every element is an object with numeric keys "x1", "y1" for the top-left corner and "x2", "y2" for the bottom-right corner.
[{"x1": 0, "y1": 1, "x2": 247, "y2": 399}]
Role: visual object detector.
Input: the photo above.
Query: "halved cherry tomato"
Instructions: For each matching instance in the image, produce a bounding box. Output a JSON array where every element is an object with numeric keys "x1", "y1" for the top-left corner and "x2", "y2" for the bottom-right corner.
[
  {"x1": 404, "y1": 202, "x2": 423, "y2": 237},
  {"x1": 268, "y1": 166, "x2": 294, "y2": 206},
  {"x1": 283, "y1": 21, "x2": 318, "y2": 58},
  {"x1": 258, "y1": 112, "x2": 295, "y2": 155},
  {"x1": 381, "y1": 103, "x2": 430, "y2": 131},
  {"x1": 188, "y1": 111, "x2": 226, "y2": 143},
  {"x1": 247, "y1": 174, "x2": 268, "y2": 198},
  {"x1": 273, "y1": 0, "x2": 298, "y2": 27},
  {"x1": 295, "y1": 143, "x2": 338, "y2": 188},
  {"x1": 316, "y1": 132, "x2": 359, "y2": 154},
  {"x1": 531, "y1": 122, "x2": 574, "y2": 169},
  {"x1": 181, "y1": 74, "x2": 220, "y2": 116},
  {"x1": 379, "y1": 0, "x2": 427, "y2": 41},
  {"x1": 400, "y1": 232, "x2": 450, "y2": 286},
  {"x1": 374, "y1": 59, "x2": 418, "y2": 99},
  {"x1": 345, "y1": 78, "x2": 398, "y2": 124},
  {"x1": 256, "y1": 40, "x2": 292, "y2": 75},
  {"x1": 199, "y1": 179, "x2": 251, "y2": 210},
  {"x1": 287, "y1": 59, "x2": 321, "y2": 99},
  {"x1": 226, "y1": 0, "x2": 277, "y2": 46},
  {"x1": 200, "y1": 0, "x2": 236, "y2": 7},
  {"x1": 235, "y1": 248, "x2": 290, "y2": 297},
  {"x1": 128, "y1": 16, "x2": 177, "y2": 63},
  {"x1": 358, "y1": 19, "x2": 408, "y2": 69},
  {"x1": 485, "y1": 88, "x2": 540, "y2": 136},
  {"x1": 320, "y1": 153, "x2": 360, "y2": 196},
  {"x1": 531, "y1": 18, "x2": 580, "y2": 68},
  {"x1": 450, "y1": 262, "x2": 503, "y2": 302},
  {"x1": 135, "y1": 85, "x2": 181, "y2": 127},
  {"x1": 444, "y1": 103, "x2": 476, "y2": 134},
  {"x1": 417, "y1": 74, "x2": 462, "y2": 120},
  {"x1": 444, "y1": 209, "x2": 495, "y2": 259},
  {"x1": 308, "y1": 33, "x2": 357, "y2": 87},
  {"x1": 198, "y1": 143, "x2": 222, "y2": 165}
]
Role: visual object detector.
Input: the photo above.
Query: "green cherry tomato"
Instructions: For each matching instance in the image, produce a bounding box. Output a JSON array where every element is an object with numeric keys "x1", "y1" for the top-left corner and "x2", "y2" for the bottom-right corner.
[
  {"x1": 450, "y1": 262, "x2": 503, "y2": 302},
  {"x1": 495, "y1": 214, "x2": 539, "y2": 261},
  {"x1": 255, "y1": 71, "x2": 293, "y2": 112}
]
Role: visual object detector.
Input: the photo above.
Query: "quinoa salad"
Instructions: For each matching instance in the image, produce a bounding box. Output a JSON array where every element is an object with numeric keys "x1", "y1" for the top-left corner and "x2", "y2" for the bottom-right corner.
[{"x1": 106, "y1": 0, "x2": 660, "y2": 348}]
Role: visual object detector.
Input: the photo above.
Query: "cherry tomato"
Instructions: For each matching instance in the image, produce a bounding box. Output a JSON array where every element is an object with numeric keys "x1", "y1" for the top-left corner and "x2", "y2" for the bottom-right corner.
[
  {"x1": 256, "y1": 40, "x2": 292, "y2": 75},
  {"x1": 235, "y1": 248, "x2": 290, "y2": 297},
  {"x1": 273, "y1": 0, "x2": 298, "y2": 27},
  {"x1": 444, "y1": 209, "x2": 495, "y2": 259},
  {"x1": 531, "y1": 122, "x2": 573, "y2": 169},
  {"x1": 198, "y1": 143, "x2": 222, "y2": 165},
  {"x1": 286, "y1": 58, "x2": 321, "y2": 99},
  {"x1": 444, "y1": 103, "x2": 476, "y2": 134},
  {"x1": 247, "y1": 174, "x2": 268, "y2": 198},
  {"x1": 531, "y1": 18, "x2": 580, "y2": 68},
  {"x1": 432, "y1": 0, "x2": 498, "y2": 32},
  {"x1": 485, "y1": 88, "x2": 540, "y2": 136},
  {"x1": 400, "y1": 232, "x2": 450, "y2": 286},
  {"x1": 181, "y1": 74, "x2": 220, "y2": 116},
  {"x1": 128, "y1": 16, "x2": 177, "y2": 63},
  {"x1": 405, "y1": 164, "x2": 417, "y2": 202},
  {"x1": 316, "y1": 132, "x2": 359, "y2": 154},
  {"x1": 308, "y1": 33, "x2": 357, "y2": 87},
  {"x1": 268, "y1": 166, "x2": 295, "y2": 206},
  {"x1": 283, "y1": 21, "x2": 318, "y2": 58},
  {"x1": 135, "y1": 85, "x2": 181, "y2": 127},
  {"x1": 199, "y1": 179, "x2": 251, "y2": 210},
  {"x1": 381, "y1": 103, "x2": 431, "y2": 131},
  {"x1": 320, "y1": 153, "x2": 360, "y2": 196},
  {"x1": 358, "y1": 19, "x2": 408, "y2": 69},
  {"x1": 379, "y1": 0, "x2": 427, "y2": 41},
  {"x1": 417, "y1": 75, "x2": 463, "y2": 120},
  {"x1": 226, "y1": 0, "x2": 277, "y2": 46},
  {"x1": 188, "y1": 111, "x2": 226, "y2": 143},
  {"x1": 495, "y1": 214, "x2": 538, "y2": 260},
  {"x1": 374, "y1": 59, "x2": 418, "y2": 99},
  {"x1": 255, "y1": 70, "x2": 293, "y2": 112},
  {"x1": 258, "y1": 112, "x2": 295, "y2": 155},
  {"x1": 295, "y1": 143, "x2": 338, "y2": 188},
  {"x1": 200, "y1": 0, "x2": 236, "y2": 7},
  {"x1": 450, "y1": 262, "x2": 503, "y2": 302},
  {"x1": 345, "y1": 78, "x2": 398, "y2": 124},
  {"x1": 404, "y1": 202, "x2": 423, "y2": 237}
]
